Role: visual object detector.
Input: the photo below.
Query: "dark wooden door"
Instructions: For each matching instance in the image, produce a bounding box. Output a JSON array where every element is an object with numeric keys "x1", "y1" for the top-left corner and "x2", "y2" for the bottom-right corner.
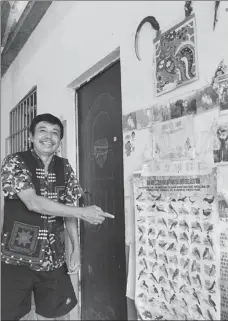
[{"x1": 78, "y1": 61, "x2": 127, "y2": 320}]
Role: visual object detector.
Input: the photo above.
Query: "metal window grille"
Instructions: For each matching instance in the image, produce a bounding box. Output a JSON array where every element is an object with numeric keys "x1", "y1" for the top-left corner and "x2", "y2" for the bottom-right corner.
[{"x1": 9, "y1": 87, "x2": 37, "y2": 154}]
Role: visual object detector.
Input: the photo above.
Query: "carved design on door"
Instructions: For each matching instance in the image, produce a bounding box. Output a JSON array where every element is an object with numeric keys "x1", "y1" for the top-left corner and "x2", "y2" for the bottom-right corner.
[{"x1": 93, "y1": 137, "x2": 109, "y2": 168}]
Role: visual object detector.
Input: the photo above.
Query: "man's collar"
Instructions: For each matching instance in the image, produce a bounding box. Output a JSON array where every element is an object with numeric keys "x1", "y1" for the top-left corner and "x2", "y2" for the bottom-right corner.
[{"x1": 30, "y1": 149, "x2": 56, "y2": 168}]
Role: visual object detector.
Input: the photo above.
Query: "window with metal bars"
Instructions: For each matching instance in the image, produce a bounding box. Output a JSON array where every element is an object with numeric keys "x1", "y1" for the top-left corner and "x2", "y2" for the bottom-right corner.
[{"x1": 9, "y1": 87, "x2": 37, "y2": 154}]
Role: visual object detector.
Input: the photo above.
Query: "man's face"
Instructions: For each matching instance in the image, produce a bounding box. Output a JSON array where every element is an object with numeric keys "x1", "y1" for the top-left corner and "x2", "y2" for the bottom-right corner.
[{"x1": 30, "y1": 121, "x2": 61, "y2": 156}]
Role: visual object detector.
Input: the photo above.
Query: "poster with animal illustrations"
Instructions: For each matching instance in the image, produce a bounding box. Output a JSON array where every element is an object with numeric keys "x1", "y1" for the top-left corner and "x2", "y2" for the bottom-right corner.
[
  {"x1": 153, "y1": 14, "x2": 198, "y2": 96},
  {"x1": 133, "y1": 170, "x2": 220, "y2": 320}
]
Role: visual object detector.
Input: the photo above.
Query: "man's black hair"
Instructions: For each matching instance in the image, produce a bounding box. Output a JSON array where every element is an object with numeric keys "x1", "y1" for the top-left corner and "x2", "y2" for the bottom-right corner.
[{"x1": 29, "y1": 113, "x2": 64, "y2": 139}]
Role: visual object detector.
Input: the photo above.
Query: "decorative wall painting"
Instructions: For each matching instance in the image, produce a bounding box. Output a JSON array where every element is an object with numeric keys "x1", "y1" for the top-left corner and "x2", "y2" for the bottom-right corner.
[
  {"x1": 133, "y1": 170, "x2": 220, "y2": 321},
  {"x1": 196, "y1": 85, "x2": 219, "y2": 114},
  {"x1": 154, "y1": 14, "x2": 198, "y2": 96}
]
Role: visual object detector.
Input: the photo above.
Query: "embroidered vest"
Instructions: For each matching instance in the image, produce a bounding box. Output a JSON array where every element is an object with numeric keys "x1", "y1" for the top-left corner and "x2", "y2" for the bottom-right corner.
[{"x1": 1, "y1": 151, "x2": 67, "y2": 267}]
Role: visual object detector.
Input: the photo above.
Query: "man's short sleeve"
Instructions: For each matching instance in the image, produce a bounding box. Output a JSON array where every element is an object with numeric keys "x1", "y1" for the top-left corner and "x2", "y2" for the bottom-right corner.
[
  {"x1": 1, "y1": 154, "x2": 35, "y2": 198},
  {"x1": 64, "y1": 161, "x2": 84, "y2": 205}
]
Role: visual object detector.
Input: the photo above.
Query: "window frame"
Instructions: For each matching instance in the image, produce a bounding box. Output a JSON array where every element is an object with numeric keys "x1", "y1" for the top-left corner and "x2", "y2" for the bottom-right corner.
[{"x1": 9, "y1": 86, "x2": 37, "y2": 154}]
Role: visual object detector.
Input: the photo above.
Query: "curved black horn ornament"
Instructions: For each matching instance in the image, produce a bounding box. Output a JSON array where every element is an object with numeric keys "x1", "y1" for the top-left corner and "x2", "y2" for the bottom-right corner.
[{"x1": 134, "y1": 16, "x2": 160, "y2": 61}]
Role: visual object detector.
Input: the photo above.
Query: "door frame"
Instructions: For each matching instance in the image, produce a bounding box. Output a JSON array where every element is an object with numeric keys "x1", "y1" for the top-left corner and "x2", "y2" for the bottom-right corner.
[{"x1": 67, "y1": 47, "x2": 121, "y2": 320}]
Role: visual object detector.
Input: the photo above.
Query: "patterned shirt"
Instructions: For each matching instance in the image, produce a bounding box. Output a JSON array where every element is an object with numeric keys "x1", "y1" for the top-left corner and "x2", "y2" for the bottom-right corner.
[{"x1": 1, "y1": 149, "x2": 83, "y2": 271}]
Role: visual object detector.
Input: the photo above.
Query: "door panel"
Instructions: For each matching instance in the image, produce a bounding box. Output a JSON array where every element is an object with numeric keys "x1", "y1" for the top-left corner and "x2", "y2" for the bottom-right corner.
[{"x1": 78, "y1": 61, "x2": 127, "y2": 320}]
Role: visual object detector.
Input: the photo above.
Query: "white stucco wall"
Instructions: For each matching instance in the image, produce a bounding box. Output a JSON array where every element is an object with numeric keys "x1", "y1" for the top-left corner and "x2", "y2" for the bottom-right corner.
[
  {"x1": 2, "y1": 1, "x2": 228, "y2": 167},
  {"x1": 1, "y1": 1, "x2": 228, "y2": 316}
]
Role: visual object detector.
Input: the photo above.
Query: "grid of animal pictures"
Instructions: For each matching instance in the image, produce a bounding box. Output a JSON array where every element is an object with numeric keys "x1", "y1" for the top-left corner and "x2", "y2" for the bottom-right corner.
[{"x1": 133, "y1": 171, "x2": 220, "y2": 320}]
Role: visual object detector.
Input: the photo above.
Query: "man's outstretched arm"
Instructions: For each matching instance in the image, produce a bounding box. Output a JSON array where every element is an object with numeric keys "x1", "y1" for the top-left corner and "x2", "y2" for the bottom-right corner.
[
  {"x1": 17, "y1": 188, "x2": 114, "y2": 224},
  {"x1": 1, "y1": 154, "x2": 114, "y2": 225}
]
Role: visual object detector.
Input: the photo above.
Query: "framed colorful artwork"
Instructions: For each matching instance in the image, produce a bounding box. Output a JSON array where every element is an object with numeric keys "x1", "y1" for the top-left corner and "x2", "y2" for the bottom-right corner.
[{"x1": 153, "y1": 14, "x2": 198, "y2": 96}]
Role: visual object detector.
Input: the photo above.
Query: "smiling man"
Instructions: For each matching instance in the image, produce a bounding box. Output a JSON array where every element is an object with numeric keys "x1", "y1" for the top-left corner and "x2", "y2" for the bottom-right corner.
[{"x1": 1, "y1": 113, "x2": 114, "y2": 321}]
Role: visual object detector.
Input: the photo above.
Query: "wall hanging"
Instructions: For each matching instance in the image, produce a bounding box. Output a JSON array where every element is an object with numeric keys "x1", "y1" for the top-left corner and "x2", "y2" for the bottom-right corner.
[
  {"x1": 153, "y1": 14, "x2": 198, "y2": 96},
  {"x1": 134, "y1": 16, "x2": 161, "y2": 61}
]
